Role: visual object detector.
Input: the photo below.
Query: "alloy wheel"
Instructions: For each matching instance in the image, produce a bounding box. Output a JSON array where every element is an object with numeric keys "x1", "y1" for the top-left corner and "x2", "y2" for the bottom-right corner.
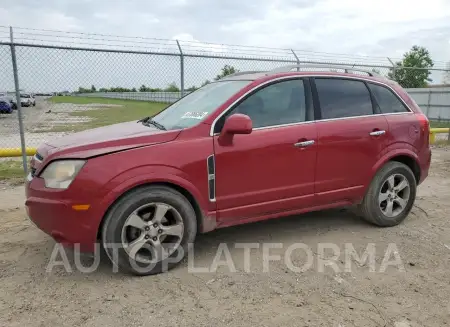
[
  {"x1": 378, "y1": 173, "x2": 411, "y2": 218},
  {"x1": 121, "y1": 203, "x2": 184, "y2": 263}
]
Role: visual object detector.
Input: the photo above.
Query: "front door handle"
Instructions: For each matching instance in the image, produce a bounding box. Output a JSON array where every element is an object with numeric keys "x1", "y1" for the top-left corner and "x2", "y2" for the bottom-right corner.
[
  {"x1": 369, "y1": 130, "x2": 386, "y2": 136},
  {"x1": 294, "y1": 140, "x2": 315, "y2": 148}
]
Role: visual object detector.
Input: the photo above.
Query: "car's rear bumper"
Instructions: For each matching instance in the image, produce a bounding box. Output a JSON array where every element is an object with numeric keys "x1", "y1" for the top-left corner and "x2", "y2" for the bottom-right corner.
[{"x1": 25, "y1": 176, "x2": 99, "y2": 252}]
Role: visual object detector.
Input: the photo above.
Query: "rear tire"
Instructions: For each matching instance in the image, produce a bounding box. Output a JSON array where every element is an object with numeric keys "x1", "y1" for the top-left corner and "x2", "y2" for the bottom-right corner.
[
  {"x1": 359, "y1": 161, "x2": 416, "y2": 227},
  {"x1": 101, "y1": 185, "x2": 197, "y2": 276}
]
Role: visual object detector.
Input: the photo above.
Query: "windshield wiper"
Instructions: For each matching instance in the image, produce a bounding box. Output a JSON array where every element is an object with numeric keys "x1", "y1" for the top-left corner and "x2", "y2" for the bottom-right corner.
[{"x1": 138, "y1": 117, "x2": 166, "y2": 130}]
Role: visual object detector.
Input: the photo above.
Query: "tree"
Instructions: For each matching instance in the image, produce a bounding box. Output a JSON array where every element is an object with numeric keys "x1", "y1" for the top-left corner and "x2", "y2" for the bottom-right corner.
[
  {"x1": 186, "y1": 86, "x2": 198, "y2": 92},
  {"x1": 165, "y1": 82, "x2": 180, "y2": 92},
  {"x1": 91, "y1": 85, "x2": 96, "y2": 92},
  {"x1": 215, "y1": 65, "x2": 238, "y2": 80},
  {"x1": 77, "y1": 86, "x2": 91, "y2": 94},
  {"x1": 139, "y1": 84, "x2": 150, "y2": 92},
  {"x1": 131, "y1": 87, "x2": 137, "y2": 92},
  {"x1": 388, "y1": 45, "x2": 434, "y2": 88}
]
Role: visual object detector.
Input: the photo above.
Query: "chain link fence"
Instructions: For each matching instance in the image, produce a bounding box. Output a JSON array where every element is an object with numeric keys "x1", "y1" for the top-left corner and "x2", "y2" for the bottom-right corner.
[{"x1": 1, "y1": 26, "x2": 450, "y2": 168}]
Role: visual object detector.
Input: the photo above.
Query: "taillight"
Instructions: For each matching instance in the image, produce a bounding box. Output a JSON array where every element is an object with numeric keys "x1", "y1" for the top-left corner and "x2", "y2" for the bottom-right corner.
[{"x1": 416, "y1": 113, "x2": 430, "y2": 145}]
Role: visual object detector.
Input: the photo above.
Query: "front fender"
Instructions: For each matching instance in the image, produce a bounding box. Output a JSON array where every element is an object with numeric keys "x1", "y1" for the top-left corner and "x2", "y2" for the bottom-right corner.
[{"x1": 92, "y1": 165, "x2": 212, "y2": 232}]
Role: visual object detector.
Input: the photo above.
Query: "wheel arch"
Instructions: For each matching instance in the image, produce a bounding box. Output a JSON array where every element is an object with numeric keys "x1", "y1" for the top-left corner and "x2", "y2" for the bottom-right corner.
[
  {"x1": 372, "y1": 149, "x2": 421, "y2": 184},
  {"x1": 96, "y1": 175, "x2": 216, "y2": 240},
  {"x1": 388, "y1": 155, "x2": 421, "y2": 183}
]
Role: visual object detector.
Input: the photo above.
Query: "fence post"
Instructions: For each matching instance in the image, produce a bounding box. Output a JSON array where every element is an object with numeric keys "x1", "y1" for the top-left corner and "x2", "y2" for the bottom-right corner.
[
  {"x1": 291, "y1": 49, "x2": 300, "y2": 71},
  {"x1": 176, "y1": 40, "x2": 184, "y2": 97},
  {"x1": 9, "y1": 26, "x2": 28, "y2": 175},
  {"x1": 426, "y1": 89, "x2": 432, "y2": 117},
  {"x1": 387, "y1": 57, "x2": 396, "y2": 77}
]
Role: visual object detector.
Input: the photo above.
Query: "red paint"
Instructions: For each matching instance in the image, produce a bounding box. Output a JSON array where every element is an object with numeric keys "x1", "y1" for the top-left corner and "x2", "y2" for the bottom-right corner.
[
  {"x1": 315, "y1": 115, "x2": 390, "y2": 205},
  {"x1": 26, "y1": 71, "x2": 431, "y2": 252},
  {"x1": 218, "y1": 113, "x2": 252, "y2": 144},
  {"x1": 214, "y1": 122, "x2": 317, "y2": 221}
]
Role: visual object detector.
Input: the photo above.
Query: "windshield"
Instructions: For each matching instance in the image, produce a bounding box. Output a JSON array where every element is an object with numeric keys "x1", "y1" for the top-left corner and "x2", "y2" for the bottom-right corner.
[
  {"x1": 150, "y1": 80, "x2": 251, "y2": 130},
  {"x1": 21, "y1": 94, "x2": 30, "y2": 98}
]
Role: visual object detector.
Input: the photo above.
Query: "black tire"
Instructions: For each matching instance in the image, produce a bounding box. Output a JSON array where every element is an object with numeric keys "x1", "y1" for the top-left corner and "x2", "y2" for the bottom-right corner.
[
  {"x1": 101, "y1": 185, "x2": 197, "y2": 276},
  {"x1": 359, "y1": 161, "x2": 417, "y2": 227}
]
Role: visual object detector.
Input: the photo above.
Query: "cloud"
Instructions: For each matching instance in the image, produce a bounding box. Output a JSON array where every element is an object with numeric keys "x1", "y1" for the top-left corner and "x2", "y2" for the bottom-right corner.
[
  {"x1": 219, "y1": 0, "x2": 450, "y2": 64},
  {"x1": 0, "y1": 6, "x2": 81, "y2": 31},
  {"x1": 172, "y1": 33, "x2": 229, "y2": 54},
  {"x1": 1, "y1": 0, "x2": 450, "y2": 90},
  {"x1": 1, "y1": 0, "x2": 449, "y2": 64}
]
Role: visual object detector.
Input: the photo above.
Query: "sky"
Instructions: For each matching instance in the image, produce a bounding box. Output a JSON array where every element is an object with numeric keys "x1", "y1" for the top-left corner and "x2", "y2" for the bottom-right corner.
[{"x1": 1, "y1": 0, "x2": 450, "y2": 91}]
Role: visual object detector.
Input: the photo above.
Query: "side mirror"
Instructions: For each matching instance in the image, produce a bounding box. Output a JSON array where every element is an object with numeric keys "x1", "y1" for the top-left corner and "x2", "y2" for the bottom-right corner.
[
  {"x1": 222, "y1": 113, "x2": 253, "y2": 135},
  {"x1": 218, "y1": 114, "x2": 252, "y2": 144}
]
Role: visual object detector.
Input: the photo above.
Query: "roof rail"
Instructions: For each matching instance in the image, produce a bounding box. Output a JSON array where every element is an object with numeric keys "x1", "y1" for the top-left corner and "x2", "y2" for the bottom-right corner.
[
  {"x1": 270, "y1": 64, "x2": 382, "y2": 77},
  {"x1": 222, "y1": 71, "x2": 266, "y2": 78}
]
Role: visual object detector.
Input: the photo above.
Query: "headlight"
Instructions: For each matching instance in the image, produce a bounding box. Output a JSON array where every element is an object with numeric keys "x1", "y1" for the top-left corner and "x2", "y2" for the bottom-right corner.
[{"x1": 40, "y1": 160, "x2": 86, "y2": 189}]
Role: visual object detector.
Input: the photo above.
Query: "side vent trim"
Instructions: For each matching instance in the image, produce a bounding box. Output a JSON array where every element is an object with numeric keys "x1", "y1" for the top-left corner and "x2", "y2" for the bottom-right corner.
[{"x1": 207, "y1": 155, "x2": 216, "y2": 202}]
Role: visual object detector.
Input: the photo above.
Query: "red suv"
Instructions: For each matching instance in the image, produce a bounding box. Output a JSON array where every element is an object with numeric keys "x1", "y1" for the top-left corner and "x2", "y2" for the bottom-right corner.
[{"x1": 26, "y1": 65, "x2": 431, "y2": 275}]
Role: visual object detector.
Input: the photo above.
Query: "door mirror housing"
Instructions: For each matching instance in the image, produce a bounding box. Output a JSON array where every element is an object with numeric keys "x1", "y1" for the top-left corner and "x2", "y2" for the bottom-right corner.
[{"x1": 221, "y1": 114, "x2": 253, "y2": 135}]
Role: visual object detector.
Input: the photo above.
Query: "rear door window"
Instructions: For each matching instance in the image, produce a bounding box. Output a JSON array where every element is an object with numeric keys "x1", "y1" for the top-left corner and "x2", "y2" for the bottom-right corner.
[
  {"x1": 314, "y1": 78, "x2": 374, "y2": 119},
  {"x1": 368, "y1": 83, "x2": 409, "y2": 114}
]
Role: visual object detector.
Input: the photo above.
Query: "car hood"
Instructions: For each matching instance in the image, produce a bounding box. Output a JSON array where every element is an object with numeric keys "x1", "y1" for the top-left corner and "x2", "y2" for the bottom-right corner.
[{"x1": 42, "y1": 120, "x2": 181, "y2": 159}]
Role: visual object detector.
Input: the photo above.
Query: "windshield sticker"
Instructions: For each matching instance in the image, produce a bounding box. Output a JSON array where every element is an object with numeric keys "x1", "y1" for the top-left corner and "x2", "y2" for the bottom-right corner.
[{"x1": 181, "y1": 111, "x2": 209, "y2": 119}]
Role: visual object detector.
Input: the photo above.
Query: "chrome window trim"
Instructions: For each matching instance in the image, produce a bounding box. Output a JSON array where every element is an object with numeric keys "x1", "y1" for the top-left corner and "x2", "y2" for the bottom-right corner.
[
  {"x1": 209, "y1": 74, "x2": 413, "y2": 136},
  {"x1": 250, "y1": 120, "x2": 315, "y2": 132},
  {"x1": 316, "y1": 111, "x2": 412, "y2": 124}
]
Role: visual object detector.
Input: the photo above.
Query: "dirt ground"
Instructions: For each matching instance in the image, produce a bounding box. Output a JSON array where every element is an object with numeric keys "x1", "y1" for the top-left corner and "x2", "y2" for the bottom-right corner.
[
  {"x1": 0, "y1": 98, "x2": 109, "y2": 149},
  {"x1": 1, "y1": 149, "x2": 450, "y2": 327}
]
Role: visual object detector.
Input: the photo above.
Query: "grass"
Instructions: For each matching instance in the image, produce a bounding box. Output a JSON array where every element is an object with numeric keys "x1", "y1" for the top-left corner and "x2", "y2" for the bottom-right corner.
[
  {"x1": 40, "y1": 96, "x2": 169, "y2": 132},
  {"x1": 37, "y1": 96, "x2": 450, "y2": 135},
  {"x1": 430, "y1": 121, "x2": 450, "y2": 128},
  {"x1": 0, "y1": 160, "x2": 27, "y2": 184}
]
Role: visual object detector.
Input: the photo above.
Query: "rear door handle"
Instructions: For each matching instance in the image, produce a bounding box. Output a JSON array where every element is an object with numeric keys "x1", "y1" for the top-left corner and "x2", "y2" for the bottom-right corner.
[
  {"x1": 294, "y1": 140, "x2": 315, "y2": 148},
  {"x1": 369, "y1": 130, "x2": 386, "y2": 136}
]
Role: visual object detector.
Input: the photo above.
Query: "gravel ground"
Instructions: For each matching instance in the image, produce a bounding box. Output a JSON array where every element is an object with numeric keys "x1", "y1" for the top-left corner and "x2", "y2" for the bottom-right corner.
[{"x1": 0, "y1": 147, "x2": 450, "y2": 327}]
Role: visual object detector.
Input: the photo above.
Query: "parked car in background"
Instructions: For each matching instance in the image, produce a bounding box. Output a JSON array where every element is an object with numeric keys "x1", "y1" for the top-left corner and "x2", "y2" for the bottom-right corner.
[
  {"x1": 0, "y1": 99, "x2": 12, "y2": 113},
  {"x1": 20, "y1": 93, "x2": 35, "y2": 107},
  {"x1": 26, "y1": 65, "x2": 431, "y2": 276},
  {"x1": 10, "y1": 97, "x2": 17, "y2": 109},
  {"x1": 3, "y1": 95, "x2": 17, "y2": 109},
  {"x1": 0, "y1": 92, "x2": 15, "y2": 110}
]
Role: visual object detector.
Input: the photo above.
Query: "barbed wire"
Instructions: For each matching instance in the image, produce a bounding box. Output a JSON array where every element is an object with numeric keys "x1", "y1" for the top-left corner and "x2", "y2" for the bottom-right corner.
[
  {"x1": 1, "y1": 25, "x2": 446, "y2": 68},
  {"x1": 0, "y1": 25, "x2": 448, "y2": 69}
]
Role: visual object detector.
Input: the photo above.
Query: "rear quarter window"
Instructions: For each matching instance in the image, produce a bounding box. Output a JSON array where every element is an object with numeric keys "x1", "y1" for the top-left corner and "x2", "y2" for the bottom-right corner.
[{"x1": 368, "y1": 83, "x2": 409, "y2": 114}]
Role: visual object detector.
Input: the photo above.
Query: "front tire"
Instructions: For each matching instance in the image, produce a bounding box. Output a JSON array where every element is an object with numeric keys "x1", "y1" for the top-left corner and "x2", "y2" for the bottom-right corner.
[
  {"x1": 359, "y1": 161, "x2": 416, "y2": 227},
  {"x1": 101, "y1": 185, "x2": 197, "y2": 276}
]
